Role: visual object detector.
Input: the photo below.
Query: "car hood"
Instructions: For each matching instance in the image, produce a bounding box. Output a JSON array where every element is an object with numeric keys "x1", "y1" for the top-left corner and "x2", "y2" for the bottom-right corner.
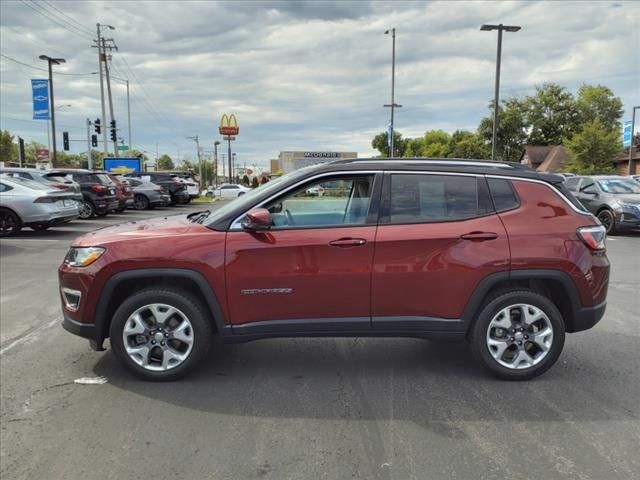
[
  {"x1": 613, "y1": 194, "x2": 640, "y2": 204},
  {"x1": 73, "y1": 215, "x2": 201, "y2": 246}
]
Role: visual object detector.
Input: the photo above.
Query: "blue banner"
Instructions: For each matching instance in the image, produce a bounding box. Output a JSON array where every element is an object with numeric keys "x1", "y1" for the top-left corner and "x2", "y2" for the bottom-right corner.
[
  {"x1": 32, "y1": 79, "x2": 50, "y2": 120},
  {"x1": 623, "y1": 121, "x2": 632, "y2": 148}
]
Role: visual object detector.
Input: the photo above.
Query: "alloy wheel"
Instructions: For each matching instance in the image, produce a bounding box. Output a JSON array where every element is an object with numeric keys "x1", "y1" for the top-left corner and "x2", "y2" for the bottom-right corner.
[
  {"x1": 78, "y1": 201, "x2": 93, "y2": 219},
  {"x1": 122, "y1": 303, "x2": 194, "y2": 372},
  {"x1": 485, "y1": 303, "x2": 554, "y2": 370},
  {"x1": 597, "y1": 210, "x2": 614, "y2": 234},
  {"x1": 0, "y1": 210, "x2": 19, "y2": 236}
]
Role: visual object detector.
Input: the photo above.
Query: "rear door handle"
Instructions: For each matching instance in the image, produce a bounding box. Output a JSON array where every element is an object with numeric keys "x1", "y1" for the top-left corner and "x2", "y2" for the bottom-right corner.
[
  {"x1": 460, "y1": 231, "x2": 498, "y2": 241},
  {"x1": 329, "y1": 238, "x2": 367, "y2": 248}
]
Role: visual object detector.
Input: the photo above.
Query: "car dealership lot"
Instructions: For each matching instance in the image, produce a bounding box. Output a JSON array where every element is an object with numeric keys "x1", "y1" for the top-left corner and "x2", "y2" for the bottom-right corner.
[{"x1": 1, "y1": 206, "x2": 639, "y2": 480}]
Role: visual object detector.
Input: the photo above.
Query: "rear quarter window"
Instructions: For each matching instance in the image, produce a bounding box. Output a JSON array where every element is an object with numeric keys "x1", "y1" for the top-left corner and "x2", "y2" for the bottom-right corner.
[{"x1": 487, "y1": 178, "x2": 520, "y2": 212}]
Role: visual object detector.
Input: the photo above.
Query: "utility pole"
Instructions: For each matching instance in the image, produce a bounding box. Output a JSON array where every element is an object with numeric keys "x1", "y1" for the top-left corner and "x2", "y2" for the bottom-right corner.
[
  {"x1": 95, "y1": 24, "x2": 111, "y2": 156},
  {"x1": 384, "y1": 28, "x2": 402, "y2": 158},
  {"x1": 101, "y1": 37, "x2": 119, "y2": 157},
  {"x1": 629, "y1": 106, "x2": 639, "y2": 175},
  {"x1": 86, "y1": 118, "x2": 92, "y2": 169},
  {"x1": 125, "y1": 80, "x2": 131, "y2": 153}
]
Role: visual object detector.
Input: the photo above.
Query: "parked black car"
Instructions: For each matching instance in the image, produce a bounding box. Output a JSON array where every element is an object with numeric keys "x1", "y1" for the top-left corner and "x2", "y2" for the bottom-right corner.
[
  {"x1": 565, "y1": 175, "x2": 640, "y2": 234},
  {"x1": 49, "y1": 169, "x2": 118, "y2": 219},
  {"x1": 125, "y1": 173, "x2": 189, "y2": 205}
]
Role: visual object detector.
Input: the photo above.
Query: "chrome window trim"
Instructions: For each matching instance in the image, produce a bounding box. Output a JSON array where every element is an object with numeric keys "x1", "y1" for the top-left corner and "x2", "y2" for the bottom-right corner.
[
  {"x1": 351, "y1": 159, "x2": 515, "y2": 168},
  {"x1": 229, "y1": 170, "x2": 378, "y2": 230},
  {"x1": 485, "y1": 174, "x2": 591, "y2": 216}
]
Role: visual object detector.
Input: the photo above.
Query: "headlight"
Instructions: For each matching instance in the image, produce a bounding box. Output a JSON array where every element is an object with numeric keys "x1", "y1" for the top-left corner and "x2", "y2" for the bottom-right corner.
[
  {"x1": 618, "y1": 202, "x2": 640, "y2": 210},
  {"x1": 64, "y1": 247, "x2": 106, "y2": 267}
]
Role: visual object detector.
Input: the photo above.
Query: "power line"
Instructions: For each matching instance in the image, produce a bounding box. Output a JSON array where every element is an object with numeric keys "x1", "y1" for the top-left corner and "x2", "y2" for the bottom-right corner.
[
  {"x1": 0, "y1": 53, "x2": 98, "y2": 75},
  {"x1": 19, "y1": 0, "x2": 93, "y2": 40},
  {"x1": 39, "y1": 0, "x2": 93, "y2": 35}
]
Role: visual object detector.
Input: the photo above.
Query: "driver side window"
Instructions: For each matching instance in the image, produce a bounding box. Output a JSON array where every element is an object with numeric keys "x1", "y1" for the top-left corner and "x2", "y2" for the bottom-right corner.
[{"x1": 266, "y1": 175, "x2": 374, "y2": 229}]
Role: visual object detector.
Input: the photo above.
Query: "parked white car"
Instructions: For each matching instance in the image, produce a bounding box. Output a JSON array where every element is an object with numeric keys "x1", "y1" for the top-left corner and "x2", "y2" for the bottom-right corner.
[
  {"x1": 0, "y1": 175, "x2": 79, "y2": 236},
  {"x1": 213, "y1": 183, "x2": 251, "y2": 198}
]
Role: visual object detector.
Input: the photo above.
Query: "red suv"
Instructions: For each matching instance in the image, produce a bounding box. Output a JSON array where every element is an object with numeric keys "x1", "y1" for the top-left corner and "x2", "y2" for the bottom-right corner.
[{"x1": 59, "y1": 159, "x2": 609, "y2": 381}]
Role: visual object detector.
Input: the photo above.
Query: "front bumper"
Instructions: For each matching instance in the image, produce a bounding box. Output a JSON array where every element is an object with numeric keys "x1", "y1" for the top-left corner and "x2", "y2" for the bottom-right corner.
[{"x1": 62, "y1": 312, "x2": 104, "y2": 351}]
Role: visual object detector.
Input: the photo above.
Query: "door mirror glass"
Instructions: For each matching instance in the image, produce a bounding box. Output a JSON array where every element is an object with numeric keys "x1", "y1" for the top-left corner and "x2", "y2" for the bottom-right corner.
[{"x1": 242, "y1": 208, "x2": 271, "y2": 231}]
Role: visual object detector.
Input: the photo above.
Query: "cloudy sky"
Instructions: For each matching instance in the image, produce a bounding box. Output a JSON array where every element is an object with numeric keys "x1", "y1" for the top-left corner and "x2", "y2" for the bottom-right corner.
[{"x1": 1, "y1": 0, "x2": 638, "y2": 167}]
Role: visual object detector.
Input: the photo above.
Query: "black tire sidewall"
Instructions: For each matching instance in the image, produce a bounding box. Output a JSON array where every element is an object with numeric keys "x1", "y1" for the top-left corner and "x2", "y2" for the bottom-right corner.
[
  {"x1": 598, "y1": 209, "x2": 616, "y2": 234},
  {"x1": 134, "y1": 194, "x2": 149, "y2": 210},
  {"x1": 79, "y1": 201, "x2": 95, "y2": 219},
  {"x1": 109, "y1": 289, "x2": 212, "y2": 381},
  {"x1": 469, "y1": 290, "x2": 565, "y2": 380},
  {"x1": 0, "y1": 209, "x2": 21, "y2": 237}
]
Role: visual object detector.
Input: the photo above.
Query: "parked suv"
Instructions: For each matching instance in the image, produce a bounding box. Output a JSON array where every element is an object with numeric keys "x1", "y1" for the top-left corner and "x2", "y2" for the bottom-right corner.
[
  {"x1": 99, "y1": 172, "x2": 133, "y2": 212},
  {"x1": 564, "y1": 175, "x2": 640, "y2": 234},
  {"x1": 49, "y1": 169, "x2": 118, "y2": 219},
  {"x1": 60, "y1": 159, "x2": 609, "y2": 381},
  {"x1": 125, "y1": 173, "x2": 188, "y2": 205}
]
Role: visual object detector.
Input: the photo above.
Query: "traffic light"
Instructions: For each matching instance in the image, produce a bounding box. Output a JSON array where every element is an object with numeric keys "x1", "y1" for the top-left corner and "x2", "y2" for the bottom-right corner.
[
  {"x1": 94, "y1": 118, "x2": 101, "y2": 134},
  {"x1": 91, "y1": 134, "x2": 98, "y2": 147},
  {"x1": 109, "y1": 120, "x2": 117, "y2": 142},
  {"x1": 63, "y1": 131, "x2": 70, "y2": 151}
]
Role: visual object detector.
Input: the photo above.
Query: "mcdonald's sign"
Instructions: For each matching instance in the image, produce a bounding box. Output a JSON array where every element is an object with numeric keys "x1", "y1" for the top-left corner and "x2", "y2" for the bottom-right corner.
[{"x1": 219, "y1": 113, "x2": 239, "y2": 136}]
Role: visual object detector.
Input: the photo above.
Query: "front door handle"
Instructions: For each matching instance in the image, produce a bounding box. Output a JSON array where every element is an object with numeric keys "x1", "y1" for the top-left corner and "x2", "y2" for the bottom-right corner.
[
  {"x1": 329, "y1": 238, "x2": 367, "y2": 248},
  {"x1": 460, "y1": 231, "x2": 498, "y2": 241}
]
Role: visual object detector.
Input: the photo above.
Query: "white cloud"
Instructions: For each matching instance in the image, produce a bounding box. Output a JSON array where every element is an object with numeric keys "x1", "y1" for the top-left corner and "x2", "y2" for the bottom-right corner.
[{"x1": 1, "y1": 0, "x2": 638, "y2": 167}]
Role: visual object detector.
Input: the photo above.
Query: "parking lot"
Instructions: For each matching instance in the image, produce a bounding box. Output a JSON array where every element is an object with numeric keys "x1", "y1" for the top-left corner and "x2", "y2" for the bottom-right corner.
[{"x1": 1, "y1": 204, "x2": 639, "y2": 480}]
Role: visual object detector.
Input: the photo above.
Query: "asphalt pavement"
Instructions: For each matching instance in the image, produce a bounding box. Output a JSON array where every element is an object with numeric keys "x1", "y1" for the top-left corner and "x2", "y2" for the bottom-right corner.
[{"x1": 1, "y1": 204, "x2": 639, "y2": 480}]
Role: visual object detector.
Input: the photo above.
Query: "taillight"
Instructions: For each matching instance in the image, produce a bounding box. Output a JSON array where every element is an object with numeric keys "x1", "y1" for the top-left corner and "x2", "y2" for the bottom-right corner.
[
  {"x1": 91, "y1": 184, "x2": 107, "y2": 193},
  {"x1": 34, "y1": 196, "x2": 57, "y2": 203},
  {"x1": 577, "y1": 225, "x2": 606, "y2": 251},
  {"x1": 53, "y1": 184, "x2": 68, "y2": 189}
]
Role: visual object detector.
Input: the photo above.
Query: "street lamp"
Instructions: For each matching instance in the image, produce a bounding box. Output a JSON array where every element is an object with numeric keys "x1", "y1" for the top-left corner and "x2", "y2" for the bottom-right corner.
[
  {"x1": 629, "y1": 106, "x2": 639, "y2": 175},
  {"x1": 480, "y1": 23, "x2": 521, "y2": 161},
  {"x1": 111, "y1": 76, "x2": 132, "y2": 154},
  {"x1": 232, "y1": 153, "x2": 237, "y2": 182},
  {"x1": 214, "y1": 140, "x2": 221, "y2": 187},
  {"x1": 384, "y1": 28, "x2": 402, "y2": 158},
  {"x1": 39, "y1": 55, "x2": 66, "y2": 166}
]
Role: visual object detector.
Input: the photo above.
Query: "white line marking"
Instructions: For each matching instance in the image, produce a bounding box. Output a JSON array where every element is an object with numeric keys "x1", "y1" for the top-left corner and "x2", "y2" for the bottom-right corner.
[{"x1": 0, "y1": 317, "x2": 60, "y2": 356}]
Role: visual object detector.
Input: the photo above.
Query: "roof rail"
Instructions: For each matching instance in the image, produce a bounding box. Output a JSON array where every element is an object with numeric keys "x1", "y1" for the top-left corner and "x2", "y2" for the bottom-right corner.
[{"x1": 336, "y1": 157, "x2": 530, "y2": 170}]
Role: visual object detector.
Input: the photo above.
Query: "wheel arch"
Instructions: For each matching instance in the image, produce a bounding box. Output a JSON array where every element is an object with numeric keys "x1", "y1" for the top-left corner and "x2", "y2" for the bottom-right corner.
[
  {"x1": 462, "y1": 269, "x2": 583, "y2": 333},
  {"x1": 95, "y1": 268, "x2": 227, "y2": 347}
]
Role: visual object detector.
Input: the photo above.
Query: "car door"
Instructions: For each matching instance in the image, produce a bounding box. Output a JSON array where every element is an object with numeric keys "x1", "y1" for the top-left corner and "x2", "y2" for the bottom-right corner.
[
  {"x1": 371, "y1": 172, "x2": 510, "y2": 329},
  {"x1": 225, "y1": 173, "x2": 381, "y2": 332}
]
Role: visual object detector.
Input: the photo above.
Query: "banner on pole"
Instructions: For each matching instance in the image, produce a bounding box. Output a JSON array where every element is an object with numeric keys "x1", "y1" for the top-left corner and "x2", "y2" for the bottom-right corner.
[
  {"x1": 32, "y1": 79, "x2": 50, "y2": 120},
  {"x1": 623, "y1": 121, "x2": 632, "y2": 148}
]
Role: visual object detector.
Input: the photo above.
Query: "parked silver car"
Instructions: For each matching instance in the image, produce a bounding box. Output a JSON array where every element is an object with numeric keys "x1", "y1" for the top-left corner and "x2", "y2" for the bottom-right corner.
[
  {"x1": 0, "y1": 167, "x2": 83, "y2": 201},
  {"x1": 124, "y1": 177, "x2": 171, "y2": 210},
  {"x1": 0, "y1": 175, "x2": 80, "y2": 236}
]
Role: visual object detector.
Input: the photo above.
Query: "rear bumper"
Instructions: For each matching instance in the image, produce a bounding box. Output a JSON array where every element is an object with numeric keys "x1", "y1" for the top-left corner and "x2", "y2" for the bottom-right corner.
[
  {"x1": 570, "y1": 300, "x2": 607, "y2": 333},
  {"x1": 26, "y1": 214, "x2": 78, "y2": 227}
]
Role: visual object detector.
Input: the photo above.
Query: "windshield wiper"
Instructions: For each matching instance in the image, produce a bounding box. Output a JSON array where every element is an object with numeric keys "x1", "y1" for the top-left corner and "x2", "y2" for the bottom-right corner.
[{"x1": 187, "y1": 210, "x2": 211, "y2": 223}]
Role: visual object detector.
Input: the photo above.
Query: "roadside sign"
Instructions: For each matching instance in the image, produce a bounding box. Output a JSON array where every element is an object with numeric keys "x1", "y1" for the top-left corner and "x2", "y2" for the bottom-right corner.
[
  {"x1": 223, "y1": 135, "x2": 236, "y2": 141},
  {"x1": 31, "y1": 79, "x2": 50, "y2": 120},
  {"x1": 35, "y1": 148, "x2": 49, "y2": 161},
  {"x1": 103, "y1": 157, "x2": 141, "y2": 173},
  {"x1": 623, "y1": 121, "x2": 632, "y2": 148},
  {"x1": 118, "y1": 145, "x2": 129, "y2": 151}
]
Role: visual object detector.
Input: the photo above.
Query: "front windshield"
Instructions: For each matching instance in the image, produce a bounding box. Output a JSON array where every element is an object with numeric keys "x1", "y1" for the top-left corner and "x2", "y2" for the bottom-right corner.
[
  {"x1": 203, "y1": 165, "x2": 322, "y2": 226},
  {"x1": 597, "y1": 178, "x2": 640, "y2": 194}
]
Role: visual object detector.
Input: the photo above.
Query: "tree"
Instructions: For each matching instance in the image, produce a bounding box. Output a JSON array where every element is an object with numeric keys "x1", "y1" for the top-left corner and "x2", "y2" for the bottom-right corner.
[
  {"x1": 564, "y1": 120, "x2": 620, "y2": 174},
  {"x1": 448, "y1": 130, "x2": 490, "y2": 159},
  {"x1": 371, "y1": 131, "x2": 406, "y2": 157},
  {"x1": 421, "y1": 130, "x2": 451, "y2": 157},
  {"x1": 157, "y1": 154, "x2": 174, "y2": 170},
  {"x1": 251, "y1": 176, "x2": 259, "y2": 188},
  {"x1": 479, "y1": 98, "x2": 528, "y2": 161},
  {"x1": 0, "y1": 130, "x2": 18, "y2": 161},
  {"x1": 241, "y1": 174, "x2": 250, "y2": 186},
  {"x1": 575, "y1": 84, "x2": 623, "y2": 131},
  {"x1": 524, "y1": 83, "x2": 578, "y2": 145}
]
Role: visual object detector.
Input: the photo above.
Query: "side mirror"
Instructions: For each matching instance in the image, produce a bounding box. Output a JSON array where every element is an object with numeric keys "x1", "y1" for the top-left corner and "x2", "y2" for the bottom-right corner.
[{"x1": 242, "y1": 208, "x2": 271, "y2": 231}]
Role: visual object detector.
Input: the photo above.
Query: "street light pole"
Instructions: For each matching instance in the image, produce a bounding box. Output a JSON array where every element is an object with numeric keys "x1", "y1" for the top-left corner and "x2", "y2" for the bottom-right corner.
[
  {"x1": 384, "y1": 28, "x2": 402, "y2": 158},
  {"x1": 187, "y1": 136, "x2": 202, "y2": 189},
  {"x1": 480, "y1": 23, "x2": 521, "y2": 161},
  {"x1": 214, "y1": 141, "x2": 220, "y2": 187},
  {"x1": 629, "y1": 106, "x2": 639, "y2": 175},
  {"x1": 39, "y1": 55, "x2": 65, "y2": 167}
]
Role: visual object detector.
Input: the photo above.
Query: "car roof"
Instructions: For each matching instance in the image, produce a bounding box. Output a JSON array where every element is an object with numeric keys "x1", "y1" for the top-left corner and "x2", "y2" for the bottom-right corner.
[{"x1": 318, "y1": 157, "x2": 565, "y2": 184}]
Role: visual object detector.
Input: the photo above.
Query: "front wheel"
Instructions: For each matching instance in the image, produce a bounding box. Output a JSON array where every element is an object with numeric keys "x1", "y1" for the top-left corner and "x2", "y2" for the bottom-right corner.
[
  {"x1": 597, "y1": 209, "x2": 616, "y2": 235},
  {"x1": 109, "y1": 289, "x2": 213, "y2": 381},
  {"x1": 469, "y1": 289, "x2": 565, "y2": 380}
]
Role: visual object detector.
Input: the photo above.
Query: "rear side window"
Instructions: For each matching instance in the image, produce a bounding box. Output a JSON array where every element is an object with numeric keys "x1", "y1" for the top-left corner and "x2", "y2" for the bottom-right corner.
[
  {"x1": 487, "y1": 178, "x2": 520, "y2": 212},
  {"x1": 0, "y1": 182, "x2": 12, "y2": 192},
  {"x1": 388, "y1": 174, "x2": 490, "y2": 223},
  {"x1": 564, "y1": 177, "x2": 580, "y2": 192}
]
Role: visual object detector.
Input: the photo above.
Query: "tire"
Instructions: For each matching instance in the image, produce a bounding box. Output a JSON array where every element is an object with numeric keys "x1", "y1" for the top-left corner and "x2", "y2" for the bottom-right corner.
[
  {"x1": 468, "y1": 289, "x2": 565, "y2": 381},
  {"x1": 96, "y1": 211, "x2": 108, "y2": 217},
  {"x1": 0, "y1": 208, "x2": 22, "y2": 237},
  {"x1": 185, "y1": 197, "x2": 192, "y2": 204},
  {"x1": 116, "y1": 205, "x2": 127, "y2": 213},
  {"x1": 109, "y1": 288, "x2": 213, "y2": 381},
  {"x1": 597, "y1": 209, "x2": 616, "y2": 235},
  {"x1": 30, "y1": 225, "x2": 50, "y2": 231},
  {"x1": 133, "y1": 194, "x2": 149, "y2": 210},
  {"x1": 78, "y1": 200, "x2": 95, "y2": 219}
]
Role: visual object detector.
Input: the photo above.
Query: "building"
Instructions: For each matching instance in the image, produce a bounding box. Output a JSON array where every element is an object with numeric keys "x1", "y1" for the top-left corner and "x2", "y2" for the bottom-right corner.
[
  {"x1": 273, "y1": 151, "x2": 357, "y2": 174},
  {"x1": 519, "y1": 145, "x2": 571, "y2": 172},
  {"x1": 614, "y1": 146, "x2": 640, "y2": 176}
]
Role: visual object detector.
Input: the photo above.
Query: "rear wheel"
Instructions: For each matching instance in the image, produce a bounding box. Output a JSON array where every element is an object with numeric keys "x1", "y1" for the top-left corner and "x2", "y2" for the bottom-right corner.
[
  {"x1": 597, "y1": 209, "x2": 616, "y2": 235},
  {"x1": 78, "y1": 201, "x2": 95, "y2": 219},
  {"x1": 469, "y1": 289, "x2": 565, "y2": 380},
  {"x1": 96, "y1": 211, "x2": 108, "y2": 217},
  {"x1": 0, "y1": 208, "x2": 22, "y2": 237},
  {"x1": 133, "y1": 194, "x2": 149, "y2": 210},
  {"x1": 109, "y1": 289, "x2": 212, "y2": 381}
]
